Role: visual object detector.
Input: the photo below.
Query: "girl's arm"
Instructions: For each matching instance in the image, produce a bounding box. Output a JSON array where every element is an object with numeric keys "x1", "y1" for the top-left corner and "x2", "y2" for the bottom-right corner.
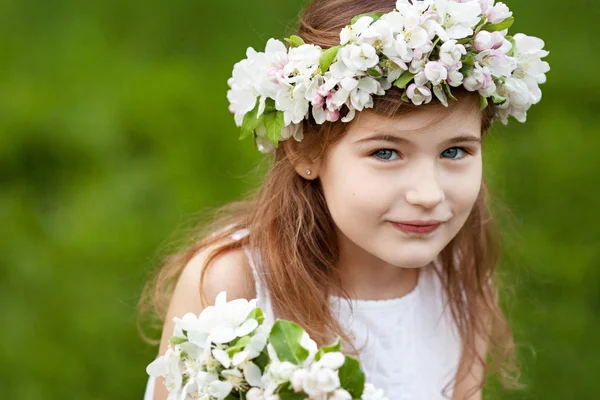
[{"x1": 152, "y1": 242, "x2": 256, "y2": 400}]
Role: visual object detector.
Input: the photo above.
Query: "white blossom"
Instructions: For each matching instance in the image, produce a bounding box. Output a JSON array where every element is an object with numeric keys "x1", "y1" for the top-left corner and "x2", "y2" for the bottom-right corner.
[
  {"x1": 340, "y1": 16, "x2": 374, "y2": 45},
  {"x1": 247, "y1": 388, "x2": 266, "y2": 400},
  {"x1": 275, "y1": 80, "x2": 311, "y2": 125},
  {"x1": 474, "y1": 30, "x2": 504, "y2": 52},
  {"x1": 447, "y1": 68, "x2": 464, "y2": 87},
  {"x1": 317, "y1": 352, "x2": 345, "y2": 370},
  {"x1": 512, "y1": 33, "x2": 550, "y2": 86},
  {"x1": 207, "y1": 380, "x2": 234, "y2": 400},
  {"x1": 476, "y1": 49, "x2": 516, "y2": 78},
  {"x1": 337, "y1": 43, "x2": 380, "y2": 72},
  {"x1": 406, "y1": 82, "x2": 432, "y2": 105},
  {"x1": 227, "y1": 48, "x2": 267, "y2": 126},
  {"x1": 330, "y1": 389, "x2": 353, "y2": 400},
  {"x1": 300, "y1": 364, "x2": 341, "y2": 397},
  {"x1": 361, "y1": 383, "x2": 389, "y2": 400},
  {"x1": 192, "y1": 292, "x2": 259, "y2": 345},
  {"x1": 433, "y1": 0, "x2": 482, "y2": 39},
  {"x1": 486, "y1": 2, "x2": 512, "y2": 24},
  {"x1": 424, "y1": 61, "x2": 448, "y2": 85},
  {"x1": 439, "y1": 39, "x2": 466, "y2": 68},
  {"x1": 463, "y1": 63, "x2": 496, "y2": 97}
]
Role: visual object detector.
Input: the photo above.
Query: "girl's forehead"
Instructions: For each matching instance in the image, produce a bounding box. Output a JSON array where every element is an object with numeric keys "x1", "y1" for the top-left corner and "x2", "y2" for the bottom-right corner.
[{"x1": 345, "y1": 106, "x2": 482, "y2": 142}]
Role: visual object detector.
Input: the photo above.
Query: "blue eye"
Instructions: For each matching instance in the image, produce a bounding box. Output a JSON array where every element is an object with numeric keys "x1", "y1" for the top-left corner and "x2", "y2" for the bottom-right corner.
[
  {"x1": 441, "y1": 147, "x2": 467, "y2": 159},
  {"x1": 372, "y1": 149, "x2": 400, "y2": 161}
]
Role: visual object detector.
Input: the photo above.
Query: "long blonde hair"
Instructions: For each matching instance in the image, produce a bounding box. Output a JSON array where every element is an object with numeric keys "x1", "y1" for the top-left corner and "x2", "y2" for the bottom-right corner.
[{"x1": 139, "y1": 0, "x2": 520, "y2": 396}]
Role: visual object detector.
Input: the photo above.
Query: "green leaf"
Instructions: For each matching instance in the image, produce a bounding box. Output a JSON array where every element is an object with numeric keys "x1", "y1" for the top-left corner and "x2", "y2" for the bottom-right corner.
[
  {"x1": 246, "y1": 308, "x2": 265, "y2": 325},
  {"x1": 462, "y1": 54, "x2": 475, "y2": 67},
  {"x1": 264, "y1": 110, "x2": 284, "y2": 146},
  {"x1": 278, "y1": 391, "x2": 308, "y2": 400},
  {"x1": 367, "y1": 67, "x2": 382, "y2": 77},
  {"x1": 320, "y1": 45, "x2": 341, "y2": 73},
  {"x1": 169, "y1": 336, "x2": 188, "y2": 345},
  {"x1": 401, "y1": 91, "x2": 409, "y2": 103},
  {"x1": 321, "y1": 337, "x2": 342, "y2": 353},
  {"x1": 315, "y1": 337, "x2": 342, "y2": 362},
  {"x1": 443, "y1": 83, "x2": 457, "y2": 102},
  {"x1": 350, "y1": 13, "x2": 383, "y2": 25},
  {"x1": 227, "y1": 336, "x2": 252, "y2": 356},
  {"x1": 474, "y1": 16, "x2": 487, "y2": 34},
  {"x1": 482, "y1": 16, "x2": 514, "y2": 32},
  {"x1": 269, "y1": 320, "x2": 309, "y2": 365},
  {"x1": 240, "y1": 101, "x2": 263, "y2": 140},
  {"x1": 264, "y1": 97, "x2": 277, "y2": 113},
  {"x1": 393, "y1": 71, "x2": 415, "y2": 90},
  {"x1": 284, "y1": 35, "x2": 305, "y2": 48},
  {"x1": 491, "y1": 93, "x2": 507, "y2": 105},
  {"x1": 505, "y1": 35, "x2": 516, "y2": 57},
  {"x1": 480, "y1": 95, "x2": 489, "y2": 110},
  {"x1": 338, "y1": 355, "x2": 365, "y2": 398}
]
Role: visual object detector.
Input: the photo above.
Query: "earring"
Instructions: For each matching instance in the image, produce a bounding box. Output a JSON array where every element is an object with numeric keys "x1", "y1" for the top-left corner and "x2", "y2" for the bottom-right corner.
[{"x1": 305, "y1": 169, "x2": 312, "y2": 176}]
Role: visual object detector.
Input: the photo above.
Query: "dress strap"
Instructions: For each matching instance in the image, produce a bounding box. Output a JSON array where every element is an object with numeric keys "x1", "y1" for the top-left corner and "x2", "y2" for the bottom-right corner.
[{"x1": 229, "y1": 229, "x2": 275, "y2": 323}]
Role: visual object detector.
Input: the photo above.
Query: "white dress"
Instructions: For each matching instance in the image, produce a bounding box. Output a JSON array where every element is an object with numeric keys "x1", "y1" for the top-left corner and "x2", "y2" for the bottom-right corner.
[{"x1": 144, "y1": 229, "x2": 463, "y2": 400}]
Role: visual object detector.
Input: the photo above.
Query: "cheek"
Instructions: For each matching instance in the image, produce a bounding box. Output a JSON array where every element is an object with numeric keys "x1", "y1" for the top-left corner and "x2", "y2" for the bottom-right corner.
[
  {"x1": 446, "y1": 160, "x2": 483, "y2": 215},
  {"x1": 319, "y1": 151, "x2": 388, "y2": 222}
]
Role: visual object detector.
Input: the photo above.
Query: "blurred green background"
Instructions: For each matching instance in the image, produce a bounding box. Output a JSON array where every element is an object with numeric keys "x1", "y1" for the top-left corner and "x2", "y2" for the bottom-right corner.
[{"x1": 1, "y1": 0, "x2": 598, "y2": 398}]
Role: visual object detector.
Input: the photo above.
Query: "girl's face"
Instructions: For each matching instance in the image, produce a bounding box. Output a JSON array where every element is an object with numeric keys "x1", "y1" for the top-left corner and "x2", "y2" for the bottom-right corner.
[{"x1": 315, "y1": 103, "x2": 483, "y2": 269}]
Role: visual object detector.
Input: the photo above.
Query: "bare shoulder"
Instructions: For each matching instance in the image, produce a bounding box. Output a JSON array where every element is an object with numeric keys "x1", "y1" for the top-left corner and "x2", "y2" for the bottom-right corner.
[
  {"x1": 190, "y1": 240, "x2": 255, "y2": 302},
  {"x1": 152, "y1": 239, "x2": 255, "y2": 399},
  {"x1": 158, "y1": 238, "x2": 256, "y2": 350},
  {"x1": 174, "y1": 239, "x2": 255, "y2": 313}
]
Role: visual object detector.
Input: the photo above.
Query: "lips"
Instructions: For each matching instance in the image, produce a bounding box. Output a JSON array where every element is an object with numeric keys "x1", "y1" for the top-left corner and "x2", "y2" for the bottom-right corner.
[{"x1": 390, "y1": 220, "x2": 443, "y2": 234}]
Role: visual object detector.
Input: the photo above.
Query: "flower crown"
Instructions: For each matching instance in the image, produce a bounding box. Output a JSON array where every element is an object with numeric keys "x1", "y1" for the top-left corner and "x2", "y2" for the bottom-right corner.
[{"x1": 227, "y1": 0, "x2": 550, "y2": 154}]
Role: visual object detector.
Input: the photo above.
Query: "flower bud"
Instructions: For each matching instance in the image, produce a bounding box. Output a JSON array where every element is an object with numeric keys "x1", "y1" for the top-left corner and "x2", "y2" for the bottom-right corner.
[
  {"x1": 486, "y1": 2, "x2": 512, "y2": 24},
  {"x1": 475, "y1": 31, "x2": 505, "y2": 52},
  {"x1": 246, "y1": 388, "x2": 265, "y2": 400},
  {"x1": 447, "y1": 70, "x2": 464, "y2": 87},
  {"x1": 319, "y1": 352, "x2": 345, "y2": 370},
  {"x1": 424, "y1": 61, "x2": 448, "y2": 86},
  {"x1": 291, "y1": 369, "x2": 309, "y2": 392}
]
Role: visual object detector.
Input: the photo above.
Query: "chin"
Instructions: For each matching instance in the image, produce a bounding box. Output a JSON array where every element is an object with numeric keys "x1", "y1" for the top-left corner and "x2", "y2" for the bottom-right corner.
[{"x1": 383, "y1": 250, "x2": 439, "y2": 269}]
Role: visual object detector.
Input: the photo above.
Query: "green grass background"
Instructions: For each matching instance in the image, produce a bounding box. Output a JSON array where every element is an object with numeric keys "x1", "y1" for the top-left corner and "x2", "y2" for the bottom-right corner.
[{"x1": 1, "y1": 0, "x2": 598, "y2": 398}]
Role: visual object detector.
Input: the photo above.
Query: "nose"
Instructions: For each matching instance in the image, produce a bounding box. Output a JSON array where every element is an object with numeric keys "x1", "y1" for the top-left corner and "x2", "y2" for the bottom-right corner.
[{"x1": 404, "y1": 166, "x2": 445, "y2": 209}]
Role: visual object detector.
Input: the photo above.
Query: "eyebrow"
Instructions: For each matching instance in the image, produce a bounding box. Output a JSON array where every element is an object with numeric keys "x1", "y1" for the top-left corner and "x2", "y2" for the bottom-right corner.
[{"x1": 354, "y1": 133, "x2": 482, "y2": 146}]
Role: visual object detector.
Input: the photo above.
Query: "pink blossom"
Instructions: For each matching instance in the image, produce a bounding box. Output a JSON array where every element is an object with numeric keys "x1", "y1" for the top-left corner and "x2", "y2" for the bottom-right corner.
[
  {"x1": 486, "y1": 2, "x2": 512, "y2": 24},
  {"x1": 447, "y1": 70, "x2": 464, "y2": 87},
  {"x1": 424, "y1": 61, "x2": 448, "y2": 86},
  {"x1": 463, "y1": 64, "x2": 496, "y2": 97},
  {"x1": 474, "y1": 31, "x2": 505, "y2": 52},
  {"x1": 406, "y1": 83, "x2": 432, "y2": 106},
  {"x1": 317, "y1": 84, "x2": 330, "y2": 97},
  {"x1": 324, "y1": 109, "x2": 341, "y2": 122},
  {"x1": 312, "y1": 94, "x2": 325, "y2": 108}
]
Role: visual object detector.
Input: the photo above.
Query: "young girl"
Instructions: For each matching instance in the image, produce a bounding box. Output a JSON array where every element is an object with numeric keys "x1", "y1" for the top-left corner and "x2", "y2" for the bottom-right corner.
[{"x1": 140, "y1": 0, "x2": 549, "y2": 399}]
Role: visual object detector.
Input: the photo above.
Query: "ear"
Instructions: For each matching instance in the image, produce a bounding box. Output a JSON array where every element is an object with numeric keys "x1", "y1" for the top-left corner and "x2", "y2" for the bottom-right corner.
[
  {"x1": 283, "y1": 139, "x2": 322, "y2": 180},
  {"x1": 293, "y1": 160, "x2": 321, "y2": 180}
]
